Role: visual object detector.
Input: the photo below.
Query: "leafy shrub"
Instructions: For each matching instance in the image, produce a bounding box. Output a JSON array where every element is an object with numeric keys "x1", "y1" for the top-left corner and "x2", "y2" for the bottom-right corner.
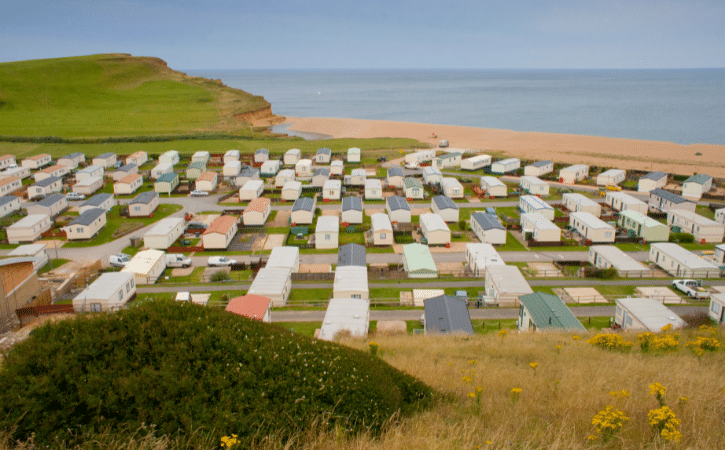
[
  {"x1": 669, "y1": 232, "x2": 694, "y2": 243},
  {"x1": 458, "y1": 220, "x2": 467, "y2": 231},
  {"x1": 583, "y1": 266, "x2": 618, "y2": 279},
  {"x1": 587, "y1": 333, "x2": 634, "y2": 351},
  {"x1": 638, "y1": 332, "x2": 680, "y2": 353},
  {"x1": 210, "y1": 270, "x2": 230, "y2": 282},
  {"x1": 0, "y1": 301, "x2": 433, "y2": 446}
]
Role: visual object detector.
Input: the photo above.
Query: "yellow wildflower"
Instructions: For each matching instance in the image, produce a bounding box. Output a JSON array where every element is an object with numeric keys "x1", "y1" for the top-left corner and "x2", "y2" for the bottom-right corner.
[
  {"x1": 529, "y1": 362, "x2": 539, "y2": 370},
  {"x1": 498, "y1": 329, "x2": 509, "y2": 338},
  {"x1": 467, "y1": 392, "x2": 476, "y2": 398},
  {"x1": 649, "y1": 382, "x2": 667, "y2": 398},
  {"x1": 572, "y1": 335, "x2": 581, "y2": 341}
]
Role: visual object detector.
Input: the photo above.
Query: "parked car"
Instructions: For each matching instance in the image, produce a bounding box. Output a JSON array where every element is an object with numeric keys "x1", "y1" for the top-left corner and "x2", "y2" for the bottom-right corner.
[
  {"x1": 672, "y1": 279, "x2": 710, "y2": 299},
  {"x1": 166, "y1": 254, "x2": 192, "y2": 268},
  {"x1": 113, "y1": 161, "x2": 123, "y2": 169},
  {"x1": 439, "y1": 139, "x2": 449, "y2": 148},
  {"x1": 208, "y1": 256, "x2": 237, "y2": 267},
  {"x1": 109, "y1": 253, "x2": 131, "y2": 268},
  {"x1": 66, "y1": 192, "x2": 86, "y2": 201},
  {"x1": 189, "y1": 190, "x2": 209, "y2": 197}
]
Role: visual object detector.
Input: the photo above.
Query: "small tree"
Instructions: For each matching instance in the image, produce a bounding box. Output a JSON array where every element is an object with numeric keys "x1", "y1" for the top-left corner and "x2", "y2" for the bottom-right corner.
[
  {"x1": 211, "y1": 270, "x2": 230, "y2": 282},
  {"x1": 458, "y1": 219, "x2": 467, "y2": 231}
]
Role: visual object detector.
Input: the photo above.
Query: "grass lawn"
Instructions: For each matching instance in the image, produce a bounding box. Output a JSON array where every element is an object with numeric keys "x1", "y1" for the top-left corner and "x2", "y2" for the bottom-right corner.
[
  {"x1": 695, "y1": 205, "x2": 716, "y2": 220},
  {"x1": 288, "y1": 289, "x2": 333, "y2": 303},
  {"x1": 614, "y1": 242, "x2": 650, "y2": 251},
  {"x1": 38, "y1": 259, "x2": 71, "y2": 274},
  {"x1": 495, "y1": 232, "x2": 529, "y2": 252}
]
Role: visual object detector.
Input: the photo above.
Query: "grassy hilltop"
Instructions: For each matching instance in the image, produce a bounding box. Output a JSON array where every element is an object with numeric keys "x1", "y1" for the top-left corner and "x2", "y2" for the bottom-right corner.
[{"x1": 0, "y1": 53, "x2": 273, "y2": 138}]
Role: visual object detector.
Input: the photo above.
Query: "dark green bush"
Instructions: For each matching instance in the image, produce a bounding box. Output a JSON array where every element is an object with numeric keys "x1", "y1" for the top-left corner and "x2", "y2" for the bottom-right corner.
[
  {"x1": 583, "y1": 266, "x2": 618, "y2": 279},
  {"x1": 210, "y1": 270, "x2": 230, "y2": 282},
  {"x1": 669, "y1": 232, "x2": 695, "y2": 243},
  {"x1": 0, "y1": 301, "x2": 432, "y2": 446}
]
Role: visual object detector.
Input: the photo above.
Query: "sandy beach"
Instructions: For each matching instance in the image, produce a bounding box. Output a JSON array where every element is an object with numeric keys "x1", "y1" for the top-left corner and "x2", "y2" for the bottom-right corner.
[{"x1": 284, "y1": 117, "x2": 725, "y2": 177}]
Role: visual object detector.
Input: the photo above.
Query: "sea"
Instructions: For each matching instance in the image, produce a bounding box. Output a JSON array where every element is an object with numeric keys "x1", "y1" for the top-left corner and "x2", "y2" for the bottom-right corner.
[{"x1": 186, "y1": 69, "x2": 725, "y2": 145}]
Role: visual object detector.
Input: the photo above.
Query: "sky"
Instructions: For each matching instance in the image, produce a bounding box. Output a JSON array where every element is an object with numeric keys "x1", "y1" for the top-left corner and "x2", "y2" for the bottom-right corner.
[{"x1": 1, "y1": 0, "x2": 724, "y2": 69}]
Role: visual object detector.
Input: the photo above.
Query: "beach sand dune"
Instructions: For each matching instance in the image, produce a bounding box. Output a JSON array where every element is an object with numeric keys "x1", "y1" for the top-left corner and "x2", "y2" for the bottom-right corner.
[{"x1": 285, "y1": 117, "x2": 725, "y2": 177}]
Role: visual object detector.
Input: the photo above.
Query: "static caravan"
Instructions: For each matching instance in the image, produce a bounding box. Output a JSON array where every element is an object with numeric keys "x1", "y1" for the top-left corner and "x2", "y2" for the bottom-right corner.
[
  {"x1": 562, "y1": 193, "x2": 601, "y2": 216},
  {"x1": 519, "y1": 195, "x2": 555, "y2": 220},
  {"x1": 315, "y1": 147, "x2": 331, "y2": 163},
  {"x1": 615, "y1": 298, "x2": 686, "y2": 332},
  {"x1": 22, "y1": 153, "x2": 52, "y2": 169},
  {"x1": 618, "y1": 210, "x2": 670, "y2": 242},
  {"x1": 121, "y1": 249, "x2": 166, "y2": 285},
  {"x1": 441, "y1": 177, "x2": 464, "y2": 198},
  {"x1": 402, "y1": 243, "x2": 438, "y2": 278},
  {"x1": 284, "y1": 148, "x2": 301, "y2": 165},
  {"x1": 143, "y1": 217, "x2": 184, "y2": 249},
  {"x1": 57, "y1": 152, "x2": 85, "y2": 170},
  {"x1": 605, "y1": 191, "x2": 647, "y2": 214},
  {"x1": 330, "y1": 160, "x2": 344, "y2": 176},
  {"x1": 318, "y1": 298, "x2": 370, "y2": 341},
  {"x1": 341, "y1": 196, "x2": 363, "y2": 224},
  {"x1": 333, "y1": 266, "x2": 369, "y2": 299},
  {"x1": 223, "y1": 161, "x2": 241, "y2": 177},
  {"x1": 223, "y1": 150, "x2": 240, "y2": 163},
  {"x1": 239, "y1": 179, "x2": 264, "y2": 201},
  {"x1": 185, "y1": 161, "x2": 206, "y2": 181},
  {"x1": 589, "y1": 245, "x2": 651, "y2": 277},
  {"x1": 431, "y1": 195, "x2": 459, "y2": 222},
  {"x1": 370, "y1": 213, "x2": 394, "y2": 246},
  {"x1": 311, "y1": 168, "x2": 330, "y2": 187},
  {"x1": 64, "y1": 208, "x2": 106, "y2": 240},
  {"x1": 195, "y1": 171, "x2": 218, "y2": 192},
  {"x1": 128, "y1": 191, "x2": 159, "y2": 218},
  {"x1": 28, "y1": 176, "x2": 62, "y2": 200},
  {"x1": 524, "y1": 160, "x2": 554, "y2": 177},
  {"x1": 247, "y1": 267, "x2": 292, "y2": 307},
  {"x1": 75, "y1": 165, "x2": 104, "y2": 182},
  {"x1": 465, "y1": 243, "x2": 504, "y2": 277},
  {"x1": 0, "y1": 167, "x2": 31, "y2": 180},
  {"x1": 0, "y1": 155, "x2": 16, "y2": 170},
  {"x1": 0, "y1": 177, "x2": 22, "y2": 196},
  {"x1": 291, "y1": 197, "x2": 316, "y2": 225},
  {"x1": 338, "y1": 243, "x2": 366, "y2": 267},
  {"x1": 596, "y1": 169, "x2": 626, "y2": 186},
  {"x1": 638, "y1": 171, "x2": 667, "y2": 192},
  {"x1": 92, "y1": 152, "x2": 116, "y2": 168},
  {"x1": 26, "y1": 193, "x2": 67, "y2": 218},
  {"x1": 346, "y1": 168, "x2": 367, "y2": 186},
  {"x1": 386, "y1": 167, "x2": 404, "y2": 188},
  {"x1": 520, "y1": 176, "x2": 550, "y2": 196},
  {"x1": 708, "y1": 293, "x2": 725, "y2": 325},
  {"x1": 667, "y1": 209, "x2": 724, "y2": 243},
  {"x1": 158, "y1": 150, "x2": 180, "y2": 166},
  {"x1": 559, "y1": 164, "x2": 589, "y2": 184},
  {"x1": 260, "y1": 160, "x2": 281, "y2": 177},
  {"x1": 423, "y1": 295, "x2": 473, "y2": 335},
  {"x1": 323, "y1": 179, "x2": 342, "y2": 200},
  {"x1": 295, "y1": 159, "x2": 313, "y2": 177},
  {"x1": 154, "y1": 172, "x2": 179, "y2": 195},
  {"x1": 365, "y1": 179, "x2": 383, "y2": 200},
  {"x1": 7, "y1": 214, "x2": 52, "y2": 244},
  {"x1": 226, "y1": 295, "x2": 271, "y2": 323},
  {"x1": 484, "y1": 265, "x2": 533, "y2": 306},
  {"x1": 114, "y1": 173, "x2": 143, "y2": 195},
  {"x1": 490, "y1": 158, "x2": 520, "y2": 174},
  {"x1": 518, "y1": 293, "x2": 586, "y2": 332},
  {"x1": 0, "y1": 195, "x2": 21, "y2": 218},
  {"x1": 151, "y1": 163, "x2": 173, "y2": 179},
  {"x1": 9, "y1": 244, "x2": 49, "y2": 271},
  {"x1": 254, "y1": 148, "x2": 269, "y2": 163},
  {"x1": 520, "y1": 213, "x2": 561, "y2": 243},
  {"x1": 72, "y1": 273, "x2": 136, "y2": 313},
  {"x1": 461, "y1": 154, "x2": 491, "y2": 171},
  {"x1": 386, "y1": 196, "x2": 411, "y2": 223},
  {"x1": 470, "y1": 212, "x2": 506, "y2": 245},
  {"x1": 569, "y1": 212, "x2": 615, "y2": 243},
  {"x1": 402, "y1": 177, "x2": 424, "y2": 199},
  {"x1": 266, "y1": 246, "x2": 300, "y2": 273},
  {"x1": 235, "y1": 166, "x2": 260, "y2": 187},
  {"x1": 72, "y1": 176, "x2": 103, "y2": 195},
  {"x1": 111, "y1": 163, "x2": 138, "y2": 181},
  {"x1": 433, "y1": 152, "x2": 462, "y2": 169},
  {"x1": 34, "y1": 164, "x2": 68, "y2": 182},
  {"x1": 315, "y1": 216, "x2": 339, "y2": 249},
  {"x1": 281, "y1": 181, "x2": 302, "y2": 201},
  {"x1": 192, "y1": 151, "x2": 210, "y2": 165},
  {"x1": 405, "y1": 150, "x2": 436, "y2": 165},
  {"x1": 682, "y1": 174, "x2": 713, "y2": 200},
  {"x1": 419, "y1": 167, "x2": 441, "y2": 185},
  {"x1": 126, "y1": 151, "x2": 148, "y2": 167},
  {"x1": 649, "y1": 189, "x2": 696, "y2": 214},
  {"x1": 420, "y1": 213, "x2": 451, "y2": 245},
  {"x1": 480, "y1": 176, "x2": 507, "y2": 197},
  {"x1": 243, "y1": 197, "x2": 271, "y2": 226},
  {"x1": 202, "y1": 215, "x2": 238, "y2": 249},
  {"x1": 79, "y1": 193, "x2": 114, "y2": 213},
  {"x1": 649, "y1": 242, "x2": 721, "y2": 278},
  {"x1": 347, "y1": 147, "x2": 361, "y2": 163}
]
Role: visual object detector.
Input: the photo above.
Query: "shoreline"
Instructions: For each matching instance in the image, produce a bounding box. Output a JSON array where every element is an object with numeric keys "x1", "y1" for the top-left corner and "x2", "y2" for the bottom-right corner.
[{"x1": 282, "y1": 117, "x2": 725, "y2": 177}]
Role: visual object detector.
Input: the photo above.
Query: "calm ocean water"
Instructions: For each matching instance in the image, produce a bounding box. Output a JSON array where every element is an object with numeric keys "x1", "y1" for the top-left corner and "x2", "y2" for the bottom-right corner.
[{"x1": 187, "y1": 69, "x2": 725, "y2": 145}]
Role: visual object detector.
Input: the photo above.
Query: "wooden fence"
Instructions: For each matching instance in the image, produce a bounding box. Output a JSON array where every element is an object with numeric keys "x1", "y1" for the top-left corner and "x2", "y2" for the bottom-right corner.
[
  {"x1": 167, "y1": 245, "x2": 204, "y2": 253},
  {"x1": 16, "y1": 304, "x2": 74, "y2": 320},
  {"x1": 291, "y1": 272, "x2": 335, "y2": 282}
]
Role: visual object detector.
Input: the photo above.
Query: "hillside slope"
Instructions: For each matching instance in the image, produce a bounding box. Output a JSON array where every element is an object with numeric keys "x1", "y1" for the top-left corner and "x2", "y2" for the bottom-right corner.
[{"x1": 0, "y1": 53, "x2": 280, "y2": 138}]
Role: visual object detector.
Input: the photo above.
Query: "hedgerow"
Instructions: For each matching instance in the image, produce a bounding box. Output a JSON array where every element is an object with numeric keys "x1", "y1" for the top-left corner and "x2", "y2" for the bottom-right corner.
[{"x1": 0, "y1": 300, "x2": 433, "y2": 446}]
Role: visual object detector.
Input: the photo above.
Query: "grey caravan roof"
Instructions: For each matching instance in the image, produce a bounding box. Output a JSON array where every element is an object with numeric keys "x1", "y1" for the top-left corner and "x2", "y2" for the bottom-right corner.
[
  {"x1": 0, "y1": 195, "x2": 18, "y2": 207},
  {"x1": 641, "y1": 171, "x2": 666, "y2": 181},
  {"x1": 97, "y1": 152, "x2": 115, "y2": 159},
  {"x1": 387, "y1": 167, "x2": 403, "y2": 177},
  {"x1": 650, "y1": 188, "x2": 691, "y2": 205},
  {"x1": 117, "y1": 163, "x2": 137, "y2": 172},
  {"x1": 432, "y1": 195, "x2": 459, "y2": 211},
  {"x1": 240, "y1": 166, "x2": 259, "y2": 177},
  {"x1": 292, "y1": 197, "x2": 315, "y2": 212},
  {"x1": 35, "y1": 193, "x2": 65, "y2": 207},
  {"x1": 424, "y1": 295, "x2": 474, "y2": 334},
  {"x1": 35, "y1": 176, "x2": 61, "y2": 187},
  {"x1": 68, "y1": 208, "x2": 105, "y2": 226},
  {"x1": 316, "y1": 147, "x2": 331, "y2": 155},
  {"x1": 471, "y1": 212, "x2": 505, "y2": 231},
  {"x1": 130, "y1": 191, "x2": 158, "y2": 205},
  {"x1": 342, "y1": 196, "x2": 363, "y2": 212},
  {"x1": 81, "y1": 193, "x2": 113, "y2": 208},
  {"x1": 313, "y1": 168, "x2": 330, "y2": 177},
  {"x1": 338, "y1": 243, "x2": 367, "y2": 267},
  {"x1": 387, "y1": 195, "x2": 411, "y2": 211},
  {"x1": 255, "y1": 148, "x2": 269, "y2": 155},
  {"x1": 530, "y1": 160, "x2": 552, "y2": 168}
]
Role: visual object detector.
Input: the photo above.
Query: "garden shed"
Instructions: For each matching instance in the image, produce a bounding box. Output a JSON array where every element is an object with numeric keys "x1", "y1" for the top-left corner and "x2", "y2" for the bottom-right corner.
[
  {"x1": 569, "y1": 212, "x2": 615, "y2": 243},
  {"x1": 618, "y1": 210, "x2": 669, "y2": 242},
  {"x1": 7, "y1": 214, "x2": 52, "y2": 244},
  {"x1": 338, "y1": 243, "x2": 366, "y2": 267},
  {"x1": 422, "y1": 166, "x2": 442, "y2": 185},
  {"x1": 58, "y1": 152, "x2": 84, "y2": 169},
  {"x1": 333, "y1": 266, "x2": 369, "y2": 299},
  {"x1": 75, "y1": 165, "x2": 104, "y2": 182},
  {"x1": 21, "y1": 153, "x2": 52, "y2": 169},
  {"x1": 254, "y1": 148, "x2": 269, "y2": 163},
  {"x1": 461, "y1": 154, "x2": 491, "y2": 171},
  {"x1": 312, "y1": 168, "x2": 330, "y2": 186},
  {"x1": 143, "y1": 217, "x2": 184, "y2": 249},
  {"x1": 243, "y1": 197, "x2": 271, "y2": 226},
  {"x1": 441, "y1": 177, "x2": 464, "y2": 198},
  {"x1": 480, "y1": 176, "x2": 507, "y2": 197},
  {"x1": 402, "y1": 177, "x2": 424, "y2": 199},
  {"x1": 128, "y1": 191, "x2": 159, "y2": 217},
  {"x1": 223, "y1": 160, "x2": 241, "y2": 177},
  {"x1": 716, "y1": 208, "x2": 725, "y2": 225},
  {"x1": 615, "y1": 298, "x2": 686, "y2": 332},
  {"x1": 291, "y1": 197, "x2": 316, "y2": 225},
  {"x1": 465, "y1": 243, "x2": 504, "y2": 277},
  {"x1": 185, "y1": 161, "x2": 206, "y2": 181},
  {"x1": 419, "y1": 213, "x2": 451, "y2": 245},
  {"x1": 154, "y1": 172, "x2": 179, "y2": 195},
  {"x1": 370, "y1": 213, "x2": 393, "y2": 246},
  {"x1": 159, "y1": 150, "x2": 180, "y2": 165},
  {"x1": 247, "y1": 267, "x2": 292, "y2": 307},
  {"x1": 520, "y1": 213, "x2": 561, "y2": 243},
  {"x1": 203, "y1": 215, "x2": 238, "y2": 249},
  {"x1": 346, "y1": 168, "x2": 367, "y2": 186},
  {"x1": 34, "y1": 164, "x2": 68, "y2": 182},
  {"x1": 386, "y1": 196, "x2": 411, "y2": 223},
  {"x1": 295, "y1": 159, "x2": 313, "y2": 176},
  {"x1": 322, "y1": 179, "x2": 341, "y2": 200},
  {"x1": 114, "y1": 173, "x2": 143, "y2": 195},
  {"x1": 470, "y1": 212, "x2": 506, "y2": 244},
  {"x1": 484, "y1": 265, "x2": 533, "y2": 306},
  {"x1": 281, "y1": 181, "x2": 302, "y2": 201},
  {"x1": 682, "y1": 174, "x2": 713, "y2": 200},
  {"x1": 72, "y1": 272, "x2": 136, "y2": 313},
  {"x1": 26, "y1": 193, "x2": 66, "y2": 218},
  {"x1": 226, "y1": 295, "x2": 271, "y2": 323},
  {"x1": 559, "y1": 164, "x2": 589, "y2": 184},
  {"x1": 431, "y1": 195, "x2": 459, "y2": 222},
  {"x1": 649, "y1": 242, "x2": 721, "y2": 277},
  {"x1": 330, "y1": 160, "x2": 344, "y2": 176},
  {"x1": 63, "y1": 208, "x2": 107, "y2": 241},
  {"x1": 562, "y1": 193, "x2": 601, "y2": 216},
  {"x1": 519, "y1": 195, "x2": 554, "y2": 220},
  {"x1": 284, "y1": 148, "x2": 301, "y2": 165},
  {"x1": 0, "y1": 195, "x2": 21, "y2": 218},
  {"x1": 195, "y1": 171, "x2": 218, "y2": 192},
  {"x1": 315, "y1": 147, "x2": 332, "y2": 163},
  {"x1": 347, "y1": 147, "x2": 361, "y2": 163},
  {"x1": 266, "y1": 246, "x2": 300, "y2": 273},
  {"x1": 28, "y1": 176, "x2": 62, "y2": 200},
  {"x1": 667, "y1": 209, "x2": 724, "y2": 243},
  {"x1": 79, "y1": 193, "x2": 114, "y2": 213},
  {"x1": 402, "y1": 243, "x2": 438, "y2": 278},
  {"x1": 605, "y1": 191, "x2": 648, "y2": 214},
  {"x1": 638, "y1": 171, "x2": 668, "y2": 192},
  {"x1": 423, "y1": 295, "x2": 473, "y2": 335},
  {"x1": 260, "y1": 160, "x2": 281, "y2": 177},
  {"x1": 490, "y1": 158, "x2": 520, "y2": 174},
  {"x1": 92, "y1": 152, "x2": 116, "y2": 168},
  {"x1": 524, "y1": 160, "x2": 553, "y2": 177},
  {"x1": 319, "y1": 298, "x2": 370, "y2": 341},
  {"x1": 112, "y1": 163, "x2": 138, "y2": 182},
  {"x1": 588, "y1": 245, "x2": 651, "y2": 277},
  {"x1": 239, "y1": 179, "x2": 264, "y2": 201},
  {"x1": 519, "y1": 176, "x2": 549, "y2": 196},
  {"x1": 72, "y1": 176, "x2": 103, "y2": 195},
  {"x1": 192, "y1": 151, "x2": 210, "y2": 164},
  {"x1": 596, "y1": 169, "x2": 626, "y2": 186},
  {"x1": 275, "y1": 169, "x2": 296, "y2": 187},
  {"x1": 518, "y1": 293, "x2": 585, "y2": 332},
  {"x1": 341, "y1": 196, "x2": 363, "y2": 224},
  {"x1": 151, "y1": 163, "x2": 173, "y2": 179},
  {"x1": 224, "y1": 149, "x2": 240, "y2": 163},
  {"x1": 121, "y1": 249, "x2": 166, "y2": 285},
  {"x1": 315, "y1": 216, "x2": 339, "y2": 249},
  {"x1": 365, "y1": 178, "x2": 383, "y2": 200},
  {"x1": 386, "y1": 167, "x2": 404, "y2": 188}
]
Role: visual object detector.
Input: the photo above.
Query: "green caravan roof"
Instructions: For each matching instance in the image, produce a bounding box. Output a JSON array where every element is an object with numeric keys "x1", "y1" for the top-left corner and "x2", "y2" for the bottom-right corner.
[
  {"x1": 619, "y1": 210, "x2": 667, "y2": 228},
  {"x1": 519, "y1": 292, "x2": 586, "y2": 331},
  {"x1": 403, "y1": 243, "x2": 437, "y2": 273},
  {"x1": 403, "y1": 177, "x2": 423, "y2": 189},
  {"x1": 156, "y1": 172, "x2": 178, "y2": 183}
]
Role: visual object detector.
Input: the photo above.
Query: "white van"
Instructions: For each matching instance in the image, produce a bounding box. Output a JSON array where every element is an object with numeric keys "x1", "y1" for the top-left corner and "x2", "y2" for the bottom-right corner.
[{"x1": 166, "y1": 254, "x2": 192, "y2": 268}]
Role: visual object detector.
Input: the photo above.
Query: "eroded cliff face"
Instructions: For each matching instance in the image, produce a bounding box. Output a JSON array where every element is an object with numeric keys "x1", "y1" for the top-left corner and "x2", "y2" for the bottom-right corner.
[{"x1": 235, "y1": 106, "x2": 285, "y2": 127}]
